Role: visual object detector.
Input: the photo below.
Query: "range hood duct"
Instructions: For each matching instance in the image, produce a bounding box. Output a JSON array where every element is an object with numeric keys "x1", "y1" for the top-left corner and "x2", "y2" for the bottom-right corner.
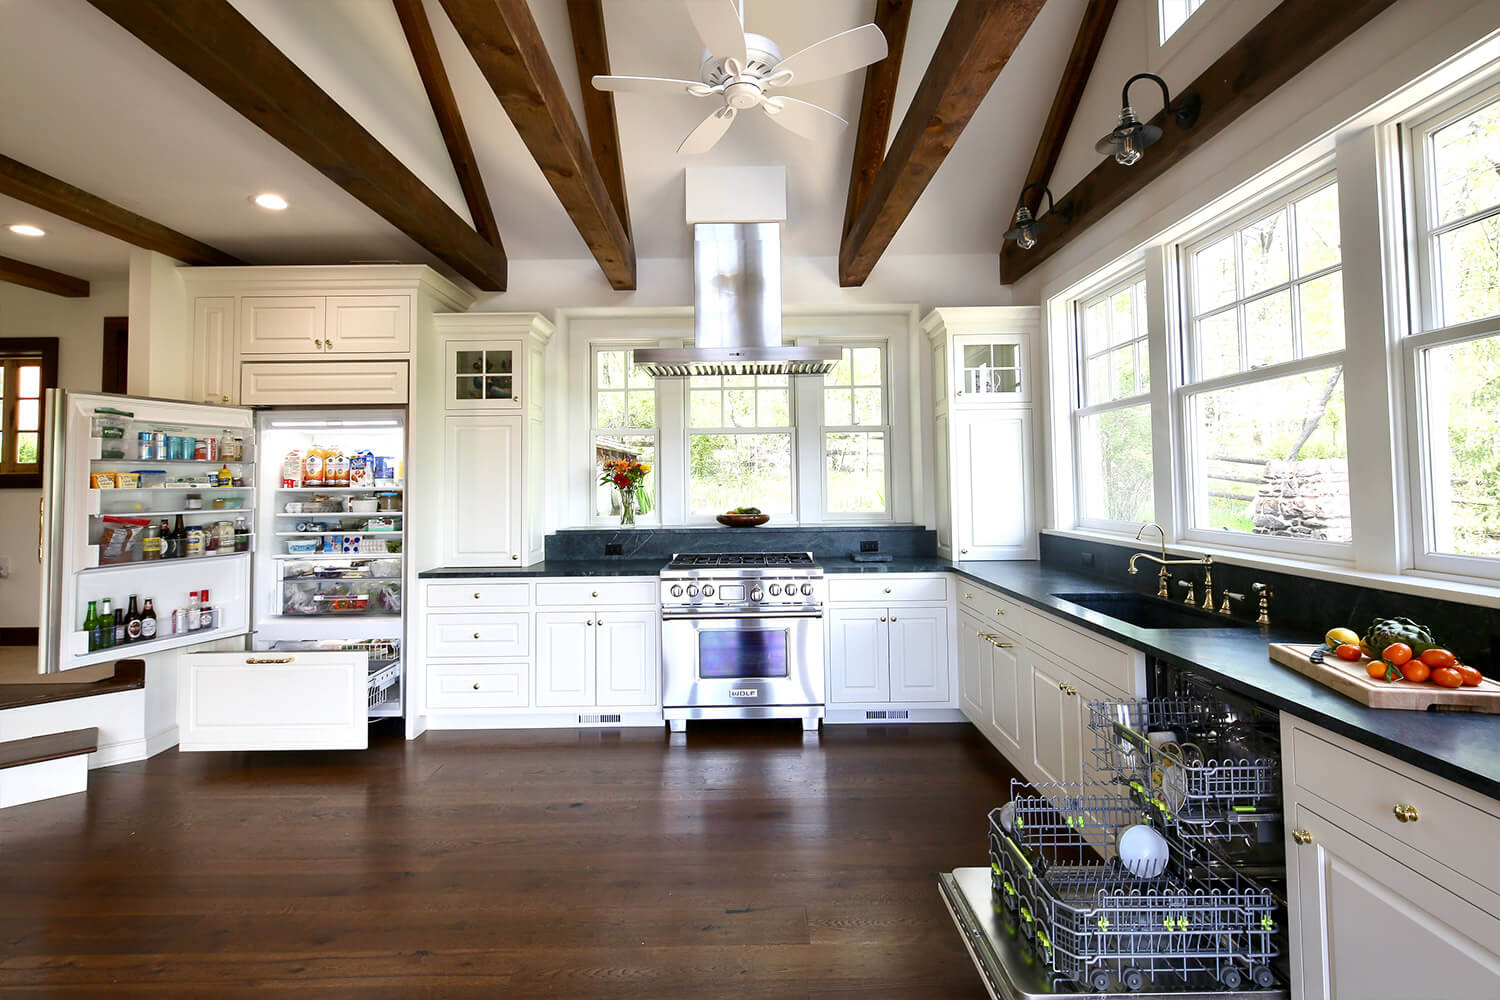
[{"x1": 633, "y1": 223, "x2": 842, "y2": 378}]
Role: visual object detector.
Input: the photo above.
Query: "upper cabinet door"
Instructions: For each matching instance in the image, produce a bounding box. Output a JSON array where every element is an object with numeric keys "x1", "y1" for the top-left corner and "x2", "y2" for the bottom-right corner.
[
  {"x1": 326, "y1": 296, "x2": 412, "y2": 353},
  {"x1": 238, "y1": 296, "x2": 325, "y2": 355},
  {"x1": 179, "y1": 650, "x2": 368, "y2": 751},
  {"x1": 953, "y1": 409, "x2": 1035, "y2": 560},
  {"x1": 952, "y1": 333, "x2": 1029, "y2": 405},
  {"x1": 888, "y1": 606, "x2": 949, "y2": 703},
  {"x1": 191, "y1": 297, "x2": 237, "y2": 405},
  {"x1": 447, "y1": 340, "x2": 522, "y2": 410}
]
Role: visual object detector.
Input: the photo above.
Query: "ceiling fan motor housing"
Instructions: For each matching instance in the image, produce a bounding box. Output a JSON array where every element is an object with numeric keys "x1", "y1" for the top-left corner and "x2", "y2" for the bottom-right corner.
[{"x1": 700, "y1": 32, "x2": 783, "y2": 87}]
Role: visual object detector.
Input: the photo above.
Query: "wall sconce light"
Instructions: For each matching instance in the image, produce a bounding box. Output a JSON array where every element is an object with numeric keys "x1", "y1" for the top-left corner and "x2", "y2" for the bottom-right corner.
[
  {"x1": 1095, "y1": 72, "x2": 1201, "y2": 166},
  {"x1": 1003, "y1": 184, "x2": 1070, "y2": 251}
]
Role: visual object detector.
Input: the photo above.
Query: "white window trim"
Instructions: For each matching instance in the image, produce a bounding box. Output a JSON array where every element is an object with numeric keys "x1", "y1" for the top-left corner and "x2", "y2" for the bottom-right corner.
[
  {"x1": 588, "y1": 342, "x2": 662, "y2": 527},
  {"x1": 1070, "y1": 270, "x2": 1155, "y2": 533},
  {"x1": 819, "y1": 338, "x2": 895, "y2": 523}
]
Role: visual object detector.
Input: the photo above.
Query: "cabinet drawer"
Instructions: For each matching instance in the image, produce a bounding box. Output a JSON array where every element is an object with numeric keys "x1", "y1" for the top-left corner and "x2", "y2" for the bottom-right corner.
[
  {"x1": 240, "y1": 361, "x2": 408, "y2": 405},
  {"x1": 1026, "y1": 609, "x2": 1142, "y2": 696},
  {"x1": 425, "y1": 613, "x2": 529, "y2": 658},
  {"x1": 957, "y1": 583, "x2": 1028, "y2": 623},
  {"x1": 425, "y1": 582, "x2": 530, "y2": 609},
  {"x1": 1290, "y1": 725, "x2": 1500, "y2": 892},
  {"x1": 829, "y1": 575, "x2": 949, "y2": 604},
  {"x1": 535, "y1": 579, "x2": 657, "y2": 607},
  {"x1": 427, "y1": 661, "x2": 528, "y2": 709}
]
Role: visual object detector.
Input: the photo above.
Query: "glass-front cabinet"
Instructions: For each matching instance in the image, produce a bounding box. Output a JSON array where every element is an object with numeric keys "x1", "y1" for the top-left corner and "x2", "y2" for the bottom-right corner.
[
  {"x1": 447, "y1": 340, "x2": 520, "y2": 409},
  {"x1": 952, "y1": 333, "x2": 1029, "y2": 404}
]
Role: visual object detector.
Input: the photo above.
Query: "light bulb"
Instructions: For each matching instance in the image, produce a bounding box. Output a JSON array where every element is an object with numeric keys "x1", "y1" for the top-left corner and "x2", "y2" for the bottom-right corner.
[
  {"x1": 1115, "y1": 133, "x2": 1142, "y2": 166},
  {"x1": 253, "y1": 193, "x2": 289, "y2": 211},
  {"x1": 1017, "y1": 227, "x2": 1036, "y2": 250},
  {"x1": 7, "y1": 224, "x2": 45, "y2": 237}
]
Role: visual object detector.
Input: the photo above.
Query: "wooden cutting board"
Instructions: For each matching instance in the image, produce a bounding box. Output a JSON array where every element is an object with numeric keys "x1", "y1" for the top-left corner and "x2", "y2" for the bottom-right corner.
[{"x1": 1269, "y1": 643, "x2": 1500, "y2": 714}]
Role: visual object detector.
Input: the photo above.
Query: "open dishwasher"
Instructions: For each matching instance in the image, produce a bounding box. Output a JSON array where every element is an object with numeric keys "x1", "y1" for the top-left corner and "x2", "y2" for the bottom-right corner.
[{"x1": 942, "y1": 671, "x2": 1289, "y2": 998}]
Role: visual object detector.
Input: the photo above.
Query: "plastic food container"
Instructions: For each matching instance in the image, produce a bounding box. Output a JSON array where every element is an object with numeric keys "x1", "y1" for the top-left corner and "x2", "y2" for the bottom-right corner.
[
  {"x1": 136, "y1": 470, "x2": 167, "y2": 489},
  {"x1": 283, "y1": 502, "x2": 304, "y2": 514},
  {"x1": 318, "y1": 594, "x2": 369, "y2": 613},
  {"x1": 287, "y1": 539, "x2": 319, "y2": 554},
  {"x1": 375, "y1": 492, "x2": 402, "y2": 511},
  {"x1": 348, "y1": 498, "x2": 378, "y2": 513}
]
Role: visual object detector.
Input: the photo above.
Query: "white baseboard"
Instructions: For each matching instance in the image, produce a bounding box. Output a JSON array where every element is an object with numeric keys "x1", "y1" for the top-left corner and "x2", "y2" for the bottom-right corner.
[
  {"x1": 89, "y1": 737, "x2": 148, "y2": 769},
  {"x1": 824, "y1": 707, "x2": 968, "y2": 724},
  {"x1": 1, "y1": 755, "x2": 88, "y2": 808},
  {"x1": 145, "y1": 725, "x2": 179, "y2": 759},
  {"x1": 426, "y1": 709, "x2": 665, "y2": 730}
]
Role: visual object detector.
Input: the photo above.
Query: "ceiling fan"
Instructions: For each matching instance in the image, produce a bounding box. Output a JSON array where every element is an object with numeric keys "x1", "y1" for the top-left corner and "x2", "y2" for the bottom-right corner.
[{"x1": 591, "y1": 0, "x2": 888, "y2": 154}]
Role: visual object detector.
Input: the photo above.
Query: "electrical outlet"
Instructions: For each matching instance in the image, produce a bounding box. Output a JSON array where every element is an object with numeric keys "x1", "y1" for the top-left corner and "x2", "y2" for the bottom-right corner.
[
  {"x1": 1080, "y1": 551, "x2": 1094, "y2": 568},
  {"x1": 860, "y1": 540, "x2": 879, "y2": 553},
  {"x1": 604, "y1": 542, "x2": 624, "y2": 556}
]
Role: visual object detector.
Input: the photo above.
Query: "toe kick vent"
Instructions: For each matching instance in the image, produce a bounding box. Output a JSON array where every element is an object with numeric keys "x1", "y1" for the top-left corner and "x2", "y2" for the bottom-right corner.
[
  {"x1": 865, "y1": 710, "x2": 910, "y2": 720},
  {"x1": 578, "y1": 713, "x2": 623, "y2": 724}
]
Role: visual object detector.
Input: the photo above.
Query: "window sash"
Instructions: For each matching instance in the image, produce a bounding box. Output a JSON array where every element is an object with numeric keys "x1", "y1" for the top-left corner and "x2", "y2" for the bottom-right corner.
[
  {"x1": 685, "y1": 429, "x2": 797, "y2": 520},
  {"x1": 0, "y1": 357, "x2": 45, "y2": 478},
  {"x1": 1076, "y1": 275, "x2": 1150, "y2": 407}
]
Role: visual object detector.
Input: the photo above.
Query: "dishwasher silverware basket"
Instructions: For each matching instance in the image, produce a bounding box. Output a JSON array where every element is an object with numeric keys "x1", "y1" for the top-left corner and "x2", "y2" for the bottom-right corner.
[
  {"x1": 1090, "y1": 697, "x2": 1281, "y2": 841},
  {"x1": 990, "y1": 781, "x2": 1279, "y2": 993}
]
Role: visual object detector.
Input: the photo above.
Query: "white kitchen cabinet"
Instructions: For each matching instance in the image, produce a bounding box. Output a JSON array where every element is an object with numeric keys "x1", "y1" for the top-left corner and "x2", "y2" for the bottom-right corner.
[
  {"x1": 535, "y1": 609, "x2": 657, "y2": 708},
  {"x1": 1028, "y1": 647, "x2": 1074, "y2": 785},
  {"x1": 179, "y1": 649, "x2": 368, "y2": 751},
  {"x1": 191, "y1": 297, "x2": 236, "y2": 405},
  {"x1": 426, "y1": 661, "x2": 529, "y2": 710},
  {"x1": 238, "y1": 296, "x2": 325, "y2": 355},
  {"x1": 828, "y1": 607, "x2": 891, "y2": 703},
  {"x1": 442, "y1": 414, "x2": 522, "y2": 566},
  {"x1": 985, "y1": 628, "x2": 1025, "y2": 762},
  {"x1": 239, "y1": 360, "x2": 409, "y2": 405},
  {"x1": 326, "y1": 295, "x2": 411, "y2": 353},
  {"x1": 888, "y1": 607, "x2": 949, "y2": 703},
  {"x1": 957, "y1": 615, "x2": 990, "y2": 725},
  {"x1": 923, "y1": 307, "x2": 1039, "y2": 561},
  {"x1": 447, "y1": 339, "x2": 521, "y2": 410}
]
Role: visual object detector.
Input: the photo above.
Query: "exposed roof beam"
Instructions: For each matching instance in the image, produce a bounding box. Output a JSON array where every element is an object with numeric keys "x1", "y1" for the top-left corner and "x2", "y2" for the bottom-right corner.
[
  {"x1": 1000, "y1": 0, "x2": 1400, "y2": 283},
  {"x1": 0, "y1": 255, "x2": 90, "y2": 298},
  {"x1": 842, "y1": 0, "x2": 913, "y2": 240},
  {"x1": 839, "y1": 0, "x2": 1049, "y2": 287},
  {"x1": 437, "y1": 0, "x2": 635, "y2": 290},
  {"x1": 0, "y1": 153, "x2": 242, "y2": 267},
  {"x1": 565, "y1": 0, "x2": 631, "y2": 240},
  {"x1": 85, "y1": 0, "x2": 508, "y2": 291},
  {"x1": 392, "y1": 0, "x2": 504, "y2": 251},
  {"x1": 1015, "y1": 0, "x2": 1117, "y2": 216}
]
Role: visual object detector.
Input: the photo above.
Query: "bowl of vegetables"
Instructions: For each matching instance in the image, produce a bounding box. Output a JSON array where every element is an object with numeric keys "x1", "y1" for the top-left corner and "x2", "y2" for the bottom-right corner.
[{"x1": 717, "y1": 506, "x2": 770, "y2": 528}]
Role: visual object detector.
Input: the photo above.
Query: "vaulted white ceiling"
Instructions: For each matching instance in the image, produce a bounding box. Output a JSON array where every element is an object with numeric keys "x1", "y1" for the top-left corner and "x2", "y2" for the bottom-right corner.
[{"x1": 0, "y1": 0, "x2": 1089, "y2": 289}]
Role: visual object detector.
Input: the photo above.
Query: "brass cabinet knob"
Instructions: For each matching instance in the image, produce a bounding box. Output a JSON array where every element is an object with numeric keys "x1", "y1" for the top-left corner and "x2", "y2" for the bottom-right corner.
[
  {"x1": 587, "y1": 620, "x2": 594, "y2": 626},
  {"x1": 964, "y1": 592, "x2": 974, "y2": 599},
  {"x1": 512, "y1": 554, "x2": 519, "y2": 560},
  {"x1": 220, "y1": 394, "x2": 230, "y2": 403},
  {"x1": 1393, "y1": 804, "x2": 1420, "y2": 823},
  {"x1": 995, "y1": 608, "x2": 1006, "y2": 615},
  {"x1": 884, "y1": 587, "x2": 892, "y2": 594},
  {"x1": 592, "y1": 591, "x2": 599, "y2": 597},
  {"x1": 474, "y1": 593, "x2": 481, "y2": 599},
  {"x1": 960, "y1": 548, "x2": 968, "y2": 554},
  {"x1": 1292, "y1": 829, "x2": 1313, "y2": 845},
  {"x1": 597, "y1": 619, "x2": 603, "y2": 625},
  {"x1": 472, "y1": 682, "x2": 480, "y2": 690},
  {"x1": 890, "y1": 616, "x2": 897, "y2": 622},
  {"x1": 472, "y1": 632, "x2": 480, "y2": 639},
  {"x1": 1059, "y1": 681, "x2": 1068, "y2": 692}
]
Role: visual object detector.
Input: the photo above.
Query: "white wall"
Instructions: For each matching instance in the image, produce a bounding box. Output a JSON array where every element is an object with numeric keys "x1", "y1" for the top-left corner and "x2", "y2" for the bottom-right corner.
[{"x1": 0, "y1": 278, "x2": 128, "y2": 630}]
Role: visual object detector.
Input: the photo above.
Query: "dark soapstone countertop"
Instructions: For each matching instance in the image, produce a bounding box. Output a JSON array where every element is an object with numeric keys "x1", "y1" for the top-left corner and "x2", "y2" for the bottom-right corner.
[{"x1": 419, "y1": 556, "x2": 1500, "y2": 800}]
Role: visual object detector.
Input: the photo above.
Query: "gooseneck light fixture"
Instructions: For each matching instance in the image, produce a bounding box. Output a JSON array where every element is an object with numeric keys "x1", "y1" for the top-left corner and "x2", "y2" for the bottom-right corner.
[
  {"x1": 1095, "y1": 72, "x2": 1201, "y2": 166},
  {"x1": 1003, "y1": 184, "x2": 1070, "y2": 251}
]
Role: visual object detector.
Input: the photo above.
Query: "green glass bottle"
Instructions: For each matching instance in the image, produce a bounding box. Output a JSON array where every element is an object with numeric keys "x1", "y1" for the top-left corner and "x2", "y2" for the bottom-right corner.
[{"x1": 83, "y1": 600, "x2": 99, "y2": 652}]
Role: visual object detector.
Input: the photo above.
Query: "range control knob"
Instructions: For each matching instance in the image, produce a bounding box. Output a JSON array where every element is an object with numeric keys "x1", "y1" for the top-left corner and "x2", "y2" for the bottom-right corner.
[
  {"x1": 768, "y1": 584, "x2": 781, "y2": 596},
  {"x1": 750, "y1": 587, "x2": 764, "y2": 603},
  {"x1": 686, "y1": 585, "x2": 700, "y2": 598},
  {"x1": 670, "y1": 585, "x2": 684, "y2": 597},
  {"x1": 800, "y1": 583, "x2": 814, "y2": 596},
  {"x1": 702, "y1": 584, "x2": 714, "y2": 596}
]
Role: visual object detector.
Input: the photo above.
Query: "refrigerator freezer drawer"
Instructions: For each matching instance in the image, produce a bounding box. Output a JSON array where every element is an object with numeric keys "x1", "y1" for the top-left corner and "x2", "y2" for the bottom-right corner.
[{"x1": 179, "y1": 650, "x2": 369, "y2": 751}]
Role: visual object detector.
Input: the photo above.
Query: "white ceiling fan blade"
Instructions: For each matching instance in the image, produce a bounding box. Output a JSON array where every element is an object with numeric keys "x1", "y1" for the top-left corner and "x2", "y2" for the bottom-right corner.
[
  {"x1": 762, "y1": 97, "x2": 847, "y2": 141},
  {"x1": 770, "y1": 24, "x2": 888, "y2": 87},
  {"x1": 684, "y1": 0, "x2": 747, "y2": 66},
  {"x1": 592, "y1": 75, "x2": 715, "y2": 98},
  {"x1": 678, "y1": 107, "x2": 737, "y2": 154}
]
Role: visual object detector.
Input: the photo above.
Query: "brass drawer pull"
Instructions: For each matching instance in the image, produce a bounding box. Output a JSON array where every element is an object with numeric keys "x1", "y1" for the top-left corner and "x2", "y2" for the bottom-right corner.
[
  {"x1": 1393, "y1": 803, "x2": 1420, "y2": 823},
  {"x1": 1292, "y1": 829, "x2": 1313, "y2": 845},
  {"x1": 246, "y1": 656, "x2": 294, "y2": 664},
  {"x1": 994, "y1": 641, "x2": 1015, "y2": 649}
]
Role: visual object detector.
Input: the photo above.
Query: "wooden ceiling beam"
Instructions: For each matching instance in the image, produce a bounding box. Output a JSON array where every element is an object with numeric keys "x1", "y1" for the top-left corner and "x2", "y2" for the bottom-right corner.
[
  {"x1": 0, "y1": 255, "x2": 90, "y2": 298},
  {"x1": 393, "y1": 0, "x2": 504, "y2": 251},
  {"x1": 0, "y1": 154, "x2": 242, "y2": 267},
  {"x1": 565, "y1": 0, "x2": 631, "y2": 240},
  {"x1": 1000, "y1": 0, "x2": 1400, "y2": 283},
  {"x1": 437, "y1": 0, "x2": 635, "y2": 290},
  {"x1": 85, "y1": 0, "x2": 508, "y2": 291},
  {"x1": 839, "y1": 0, "x2": 1049, "y2": 287},
  {"x1": 842, "y1": 0, "x2": 913, "y2": 241},
  {"x1": 1015, "y1": 0, "x2": 1117, "y2": 216}
]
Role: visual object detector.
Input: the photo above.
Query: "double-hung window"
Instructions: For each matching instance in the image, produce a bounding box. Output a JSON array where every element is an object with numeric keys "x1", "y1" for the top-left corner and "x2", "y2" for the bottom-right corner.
[
  {"x1": 687, "y1": 373, "x2": 793, "y2": 517},
  {"x1": 822, "y1": 344, "x2": 889, "y2": 516},
  {"x1": 1073, "y1": 275, "x2": 1154, "y2": 526},
  {"x1": 592, "y1": 346, "x2": 658, "y2": 522},
  {"x1": 0, "y1": 339, "x2": 56, "y2": 488},
  {"x1": 1178, "y1": 175, "x2": 1351, "y2": 550},
  {"x1": 1405, "y1": 84, "x2": 1500, "y2": 574},
  {"x1": 1159, "y1": 0, "x2": 1208, "y2": 43}
]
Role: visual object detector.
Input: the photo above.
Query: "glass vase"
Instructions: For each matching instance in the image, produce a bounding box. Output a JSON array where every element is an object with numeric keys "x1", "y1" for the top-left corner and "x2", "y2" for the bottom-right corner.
[{"x1": 618, "y1": 488, "x2": 637, "y2": 527}]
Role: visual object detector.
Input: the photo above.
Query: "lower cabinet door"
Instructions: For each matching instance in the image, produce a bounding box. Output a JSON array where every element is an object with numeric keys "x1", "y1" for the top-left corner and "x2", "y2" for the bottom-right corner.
[
  {"x1": 179, "y1": 650, "x2": 368, "y2": 751},
  {"x1": 595, "y1": 610, "x2": 658, "y2": 708},
  {"x1": 888, "y1": 606, "x2": 949, "y2": 702},
  {"x1": 957, "y1": 618, "x2": 990, "y2": 725},
  {"x1": 1027, "y1": 650, "x2": 1071, "y2": 785},
  {"x1": 987, "y1": 629, "x2": 1025, "y2": 761},
  {"x1": 827, "y1": 607, "x2": 890, "y2": 703},
  {"x1": 535, "y1": 612, "x2": 595, "y2": 707},
  {"x1": 1289, "y1": 801, "x2": 1500, "y2": 999}
]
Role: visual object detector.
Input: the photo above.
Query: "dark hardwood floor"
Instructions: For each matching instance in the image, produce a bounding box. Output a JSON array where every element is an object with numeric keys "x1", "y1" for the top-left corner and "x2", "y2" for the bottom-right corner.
[{"x1": 0, "y1": 721, "x2": 1020, "y2": 998}]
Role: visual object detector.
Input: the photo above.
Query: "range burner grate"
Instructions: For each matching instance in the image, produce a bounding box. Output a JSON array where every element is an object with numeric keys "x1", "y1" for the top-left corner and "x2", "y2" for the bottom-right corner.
[{"x1": 666, "y1": 551, "x2": 817, "y2": 570}]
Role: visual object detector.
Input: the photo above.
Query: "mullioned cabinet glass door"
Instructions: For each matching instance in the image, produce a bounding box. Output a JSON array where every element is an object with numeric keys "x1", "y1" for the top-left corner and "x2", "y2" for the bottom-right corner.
[
  {"x1": 446, "y1": 340, "x2": 521, "y2": 410},
  {"x1": 951, "y1": 333, "x2": 1030, "y2": 404}
]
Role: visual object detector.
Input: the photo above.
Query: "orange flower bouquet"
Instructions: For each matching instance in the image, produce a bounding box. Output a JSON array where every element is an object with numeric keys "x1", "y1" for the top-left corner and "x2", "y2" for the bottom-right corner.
[{"x1": 599, "y1": 458, "x2": 652, "y2": 525}]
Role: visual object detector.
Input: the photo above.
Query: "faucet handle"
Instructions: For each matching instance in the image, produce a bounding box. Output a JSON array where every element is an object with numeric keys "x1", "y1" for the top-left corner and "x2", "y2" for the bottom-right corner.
[
  {"x1": 1176, "y1": 578, "x2": 1197, "y2": 605},
  {"x1": 1251, "y1": 582, "x2": 1273, "y2": 625},
  {"x1": 1219, "y1": 590, "x2": 1245, "y2": 616}
]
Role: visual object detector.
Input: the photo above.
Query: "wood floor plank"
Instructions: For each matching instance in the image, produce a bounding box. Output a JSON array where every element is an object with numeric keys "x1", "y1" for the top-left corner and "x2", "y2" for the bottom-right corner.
[{"x1": 0, "y1": 722, "x2": 1015, "y2": 996}]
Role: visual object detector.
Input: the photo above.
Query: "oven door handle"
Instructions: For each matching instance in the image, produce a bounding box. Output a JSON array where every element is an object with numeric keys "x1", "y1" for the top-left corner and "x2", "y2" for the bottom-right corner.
[{"x1": 661, "y1": 611, "x2": 824, "y2": 621}]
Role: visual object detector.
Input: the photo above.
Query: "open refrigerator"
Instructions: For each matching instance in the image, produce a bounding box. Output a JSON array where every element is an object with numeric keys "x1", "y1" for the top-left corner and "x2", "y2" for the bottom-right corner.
[{"x1": 39, "y1": 392, "x2": 408, "y2": 751}]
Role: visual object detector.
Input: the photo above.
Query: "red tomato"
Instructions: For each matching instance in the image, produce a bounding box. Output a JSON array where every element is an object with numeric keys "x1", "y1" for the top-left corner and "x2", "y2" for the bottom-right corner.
[
  {"x1": 1367, "y1": 661, "x2": 1391, "y2": 680},
  {"x1": 1335, "y1": 644, "x2": 1363, "y2": 662},
  {"x1": 1382, "y1": 643, "x2": 1414, "y2": 667},
  {"x1": 1457, "y1": 663, "x2": 1483, "y2": 687},
  {"x1": 1419, "y1": 648, "x2": 1457, "y2": 669},
  {"x1": 1400, "y1": 659, "x2": 1431, "y2": 684},
  {"x1": 1430, "y1": 667, "x2": 1463, "y2": 689}
]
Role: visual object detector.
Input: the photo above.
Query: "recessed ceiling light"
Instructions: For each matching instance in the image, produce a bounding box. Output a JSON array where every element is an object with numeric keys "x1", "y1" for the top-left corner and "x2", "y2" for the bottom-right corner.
[
  {"x1": 8, "y1": 224, "x2": 45, "y2": 237},
  {"x1": 252, "y1": 193, "x2": 288, "y2": 211}
]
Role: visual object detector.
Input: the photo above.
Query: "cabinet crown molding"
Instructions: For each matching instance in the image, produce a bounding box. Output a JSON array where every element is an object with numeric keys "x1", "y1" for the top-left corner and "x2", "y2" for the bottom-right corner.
[
  {"x1": 921, "y1": 305, "x2": 1040, "y2": 343},
  {"x1": 179, "y1": 264, "x2": 473, "y2": 313},
  {"x1": 433, "y1": 311, "x2": 556, "y2": 344}
]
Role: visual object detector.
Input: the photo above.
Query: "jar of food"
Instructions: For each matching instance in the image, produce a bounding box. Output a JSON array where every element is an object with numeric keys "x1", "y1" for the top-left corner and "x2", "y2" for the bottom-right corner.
[{"x1": 184, "y1": 493, "x2": 203, "y2": 510}]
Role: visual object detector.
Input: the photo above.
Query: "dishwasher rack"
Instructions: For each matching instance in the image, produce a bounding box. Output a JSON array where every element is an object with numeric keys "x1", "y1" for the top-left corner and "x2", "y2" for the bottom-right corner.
[{"x1": 990, "y1": 781, "x2": 1280, "y2": 994}]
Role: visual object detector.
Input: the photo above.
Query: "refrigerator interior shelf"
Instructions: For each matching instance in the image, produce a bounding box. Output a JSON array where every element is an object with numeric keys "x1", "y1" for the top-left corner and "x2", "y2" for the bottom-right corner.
[
  {"x1": 274, "y1": 530, "x2": 402, "y2": 537},
  {"x1": 269, "y1": 552, "x2": 402, "y2": 561},
  {"x1": 84, "y1": 550, "x2": 252, "y2": 574},
  {"x1": 94, "y1": 508, "x2": 254, "y2": 518},
  {"x1": 92, "y1": 458, "x2": 256, "y2": 467},
  {"x1": 273, "y1": 511, "x2": 400, "y2": 517},
  {"x1": 275, "y1": 486, "x2": 403, "y2": 493},
  {"x1": 280, "y1": 576, "x2": 402, "y2": 584}
]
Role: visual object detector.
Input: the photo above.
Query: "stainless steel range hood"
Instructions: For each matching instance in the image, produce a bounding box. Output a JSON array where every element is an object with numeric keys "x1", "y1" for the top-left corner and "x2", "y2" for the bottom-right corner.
[{"x1": 634, "y1": 223, "x2": 842, "y2": 378}]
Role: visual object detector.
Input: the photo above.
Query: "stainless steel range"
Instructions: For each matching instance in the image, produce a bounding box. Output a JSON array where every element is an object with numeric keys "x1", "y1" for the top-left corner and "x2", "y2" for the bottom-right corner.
[{"x1": 660, "y1": 552, "x2": 826, "y2": 732}]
